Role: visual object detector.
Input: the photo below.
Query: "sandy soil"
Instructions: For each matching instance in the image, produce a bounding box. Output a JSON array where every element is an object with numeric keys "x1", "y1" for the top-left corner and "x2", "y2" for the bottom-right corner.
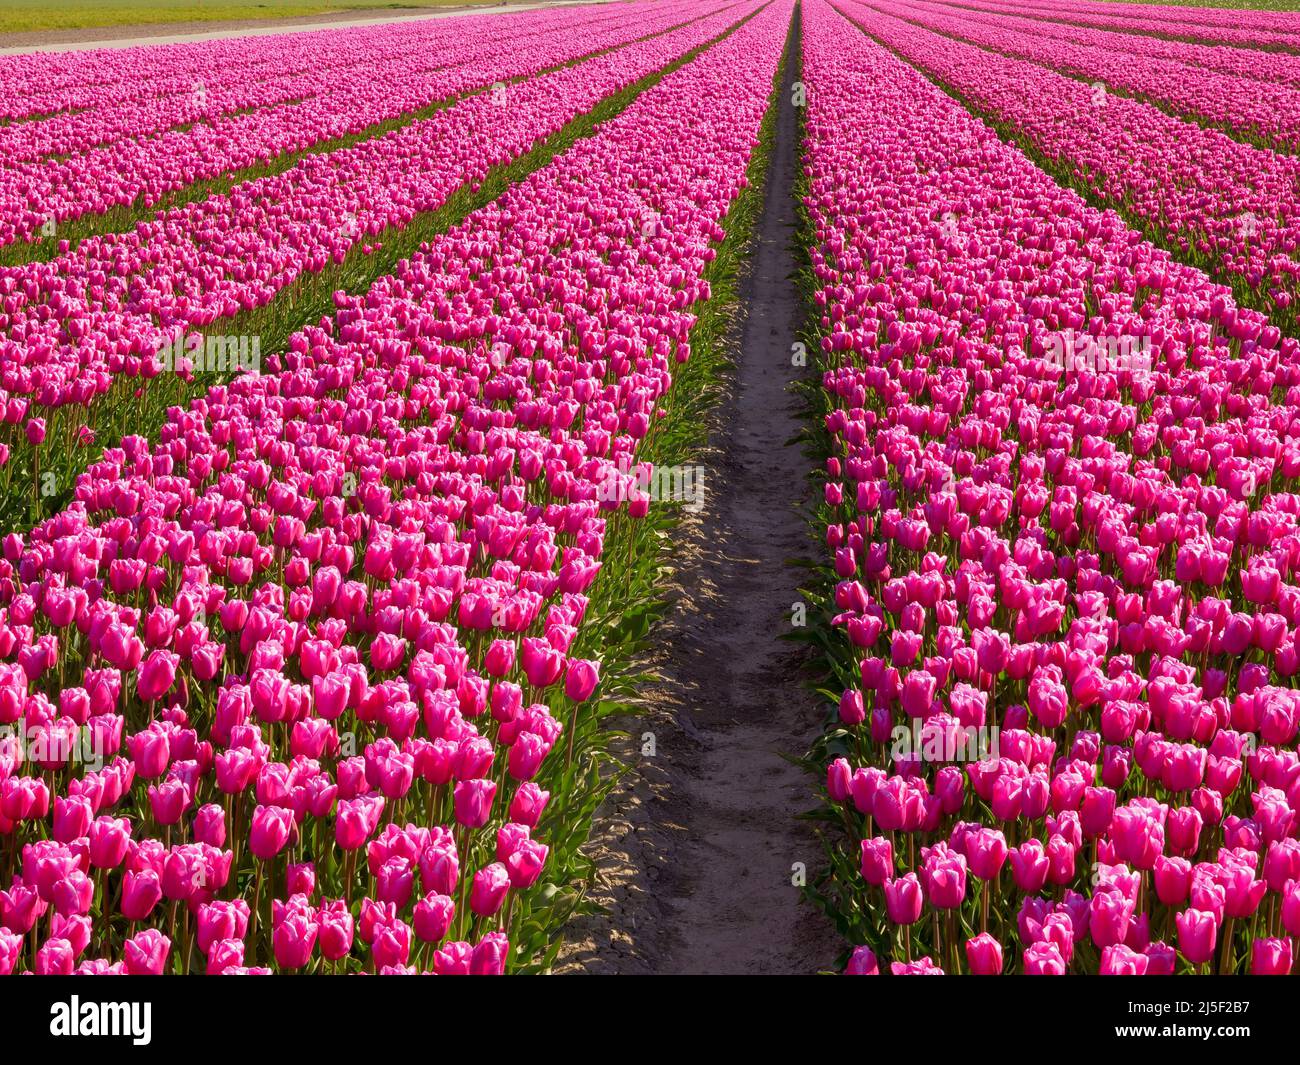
[
  {"x1": 0, "y1": 2, "x2": 603, "y2": 54},
  {"x1": 557, "y1": 43, "x2": 839, "y2": 975}
]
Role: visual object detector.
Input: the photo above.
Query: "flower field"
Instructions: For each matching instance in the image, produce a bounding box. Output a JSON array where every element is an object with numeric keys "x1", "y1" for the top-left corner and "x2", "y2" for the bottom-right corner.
[
  {"x1": 804, "y1": 0, "x2": 1300, "y2": 977},
  {"x1": 1, "y1": 0, "x2": 1298, "y2": 991}
]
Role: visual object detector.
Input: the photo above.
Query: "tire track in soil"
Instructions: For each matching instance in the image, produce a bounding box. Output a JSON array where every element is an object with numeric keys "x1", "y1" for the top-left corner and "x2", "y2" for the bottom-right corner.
[{"x1": 556, "y1": 24, "x2": 839, "y2": 975}]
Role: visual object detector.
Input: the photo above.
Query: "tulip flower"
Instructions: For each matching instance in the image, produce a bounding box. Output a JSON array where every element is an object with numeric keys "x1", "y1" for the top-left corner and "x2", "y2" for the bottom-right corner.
[
  {"x1": 272, "y1": 907, "x2": 319, "y2": 970},
  {"x1": 1251, "y1": 938, "x2": 1293, "y2": 976},
  {"x1": 0, "y1": 930, "x2": 23, "y2": 976},
  {"x1": 965, "y1": 933, "x2": 1003, "y2": 975},
  {"x1": 248, "y1": 805, "x2": 295, "y2": 861},
  {"x1": 35, "y1": 938, "x2": 76, "y2": 975},
  {"x1": 469, "y1": 863, "x2": 511, "y2": 918},
  {"x1": 860, "y1": 836, "x2": 893, "y2": 886},
  {"x1": 563, "y1": 659, "x2": 600, "y2": 702},
  {"x1": 508, "y1": 783, "x2": 550, "y2": 828},
  {"x1": 1176, "y1": 909, "x2": 1219, "y2": 966},
  {"x1": 123, "y1": 929, "x2": 172, "y2": 975},
  {"x1": 197, "y1": 900, "x2": 250, "y2": 953},
  {"x1": 468, "y1": 932, "x2": 509, "y2": 975},
  {"x1": 414, "y1": 893, "x2": 456, "y2": 944},
  {"x1": 207, "y1": 939, "x2": 245, "y2": 975},
  {"x1": 883, "y1": 874, "x2": 923, "y2": 925},
  {"x1": 453, "y1": 778, "x2": 497, "y2": 829},
  {"x1": 1100, "y1": 945, "x2": 1149, "y2": 976},
  {"x1": 1023, "y1": 942, "x2": 1067, "y2": 976},
  {"x1": 136, "y1": 650, "x2": 180, "y2": 703},
  {"x1": 120, "y1": 869, "x2": 163, "y2": 922},
  {"x1": 318, "y1": 900, "x2": 355, "y2": 963}
]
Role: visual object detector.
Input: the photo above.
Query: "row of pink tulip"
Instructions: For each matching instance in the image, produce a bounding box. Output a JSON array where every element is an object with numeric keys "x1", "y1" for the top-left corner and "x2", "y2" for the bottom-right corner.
[
  {"x1": 0, "y1": 0, "x2": 789, "y2": 975},
  {"x1": 839, "y1": 1, "x2": 1300, "y2": 326},
  {"x1": 0, "y1": 6, "x2": 606, "y2": 165},
  {"x1": 879, "y1": 0, "x2": 1300, "y2": 153},
  {"x1": 0, "y1": 6, "x2": 596, "y2": 117},
  {"x1": 942, "y1": 0, "x2": 1300, "y2": 89},
  {"x1": 0, "y1": 0, "x2": 746, "y2": 423},
  {"x1": 0, "y1": 0, "x2": 715, "y2": 249},
  {"x1": 962, "y1": 0, "x2": 1300, "y2": 50},
  {"x1": 1, "y1": 26, "x2": 434, "y2": 119},
  {"x1": 802, "y1": 0, "x2": 1300, "y2": 975},
  {"x1": 0, "y1": 0, "x2": 658, "y2": 120}
]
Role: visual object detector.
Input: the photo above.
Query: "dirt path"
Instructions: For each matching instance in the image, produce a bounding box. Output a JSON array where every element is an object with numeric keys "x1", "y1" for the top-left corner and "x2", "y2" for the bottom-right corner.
[
  {"x1": 557, "y1": 26, "x2": 839, "y2": 975},
  {"x1": 0, "y1": 1, "x2": 606, "y2": 55}
]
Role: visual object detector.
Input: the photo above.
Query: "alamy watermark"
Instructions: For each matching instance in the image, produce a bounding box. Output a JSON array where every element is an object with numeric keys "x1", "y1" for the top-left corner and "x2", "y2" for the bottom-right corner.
[
  {"x1": 594, "y1": 458, "x2": 706, "y2": 513},
  {"x1": 154, "y1": 333, "x2": 261, "y2": 376},
  {"x1": 1042, "y1": 330, "x2": 1152, "y2": 377},
  {"x1": 50, "y1": 997, "x2": 151, "y2": 1045},
  {"x1": 890, "y1": 721, "x2": 1001, "y2": 763},
  {"x1": 0, "y1": 724, "x2": 108, "y2": 772}
]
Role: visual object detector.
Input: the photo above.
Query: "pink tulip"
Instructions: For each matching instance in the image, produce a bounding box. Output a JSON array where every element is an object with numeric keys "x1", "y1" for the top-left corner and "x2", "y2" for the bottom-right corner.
[
  {"x1": 453, "y1": 778, "x2": 497, "y2": 829},
  {"x1": 136, "y1": 650, "x2": 179, "y2": 703},
  {"x1": 883, "y1": 874, "x2": 923, "y2": 925},
  {"x1": 318, "y1": 900, "x2": 355, "y2": 962},
  {"x1": 563, "y1": 659, "x2": 600, "y2": 702},
  {"x1": 248, "y1": 804, "x2": 294, "y2": 861},
  {"x1": 1251, "y1": 937, "x2": 1293, "y2": 975},
  {"x1": 1023, "y1": 941, "x2": 1067, "y2": 976},
  {"x1": 123, "y1": 929, "x2": 171, "y2": 975},
  {"x1": 965, "y1": 933, "x2": 1003, "y2": 975},
  {"x1": 413, "y1": 893, "x2": 456, "y2": 944},
  {"x1": 469, "y1": 932, "x2": 509, "y2": 975},
  {"x1": 1176, "y1": 909, "x2": 1219, "y2": 966}
]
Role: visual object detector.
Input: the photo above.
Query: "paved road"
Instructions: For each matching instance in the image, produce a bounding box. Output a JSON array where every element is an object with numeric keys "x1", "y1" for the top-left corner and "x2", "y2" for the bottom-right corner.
[{"x1": 0, "y1": 0, "x2": 610, "y2": 57}]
